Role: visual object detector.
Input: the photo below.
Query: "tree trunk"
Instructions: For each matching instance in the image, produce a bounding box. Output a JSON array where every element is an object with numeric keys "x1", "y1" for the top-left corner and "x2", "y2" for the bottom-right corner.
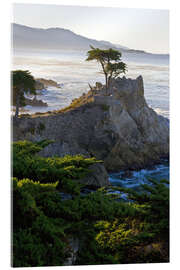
[
  {"x1": 107, "y1": 76, "x2": 112, "y2": 91},
  {"x1": 107, "y1": 77, "x2": 110, "y2": 89},
  {"x1": 15, "y1": 94, "x2": 20, "y2": 118},
  {"x1": 100, "y1": 61, "x2": 108, "y2": 94},
  {"x1": 105, "y1": 74, "x2": 108, "y2": 94}
]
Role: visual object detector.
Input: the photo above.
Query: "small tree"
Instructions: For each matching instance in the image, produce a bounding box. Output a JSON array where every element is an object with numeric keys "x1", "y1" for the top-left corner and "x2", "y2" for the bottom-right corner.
[
  {"x1": 86, "y1": 46, "x2": 127, "y2": 91},
  {"x1": 12, "y1": 70, "x2": 36, "y2": 118}
]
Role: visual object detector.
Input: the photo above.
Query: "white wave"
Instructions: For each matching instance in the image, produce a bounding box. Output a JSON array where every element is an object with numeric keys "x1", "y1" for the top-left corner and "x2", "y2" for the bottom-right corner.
[
  {"x1": 109, "y1": 162, "x2": 169, "y2": 190},
  {"x1": 154, "y1": 108, "x2": 169, "y2": 118}
]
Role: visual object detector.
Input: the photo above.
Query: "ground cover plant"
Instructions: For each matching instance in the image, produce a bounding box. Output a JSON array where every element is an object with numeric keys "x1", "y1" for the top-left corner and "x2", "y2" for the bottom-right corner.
[{"x1": 12, "y1": 140, "x2": 169, "y2": 266}]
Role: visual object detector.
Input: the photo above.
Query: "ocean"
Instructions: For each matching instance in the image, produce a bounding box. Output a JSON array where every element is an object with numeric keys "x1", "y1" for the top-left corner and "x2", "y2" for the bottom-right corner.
[
  {"x1": 12, "y1": 49, "x2": 169, "y2": 185},
  {"x1": 12, "y1": 49, "x2": 169, "y2": 119}
]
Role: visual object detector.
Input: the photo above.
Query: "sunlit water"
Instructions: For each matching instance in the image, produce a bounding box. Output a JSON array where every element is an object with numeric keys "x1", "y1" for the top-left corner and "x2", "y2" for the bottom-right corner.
[
  {"x1": 12, "y1": 49, "x2": 169, "y2": 185},
  {"x1": 12, "y1": 49, "x2": 169, "y2": 118}
]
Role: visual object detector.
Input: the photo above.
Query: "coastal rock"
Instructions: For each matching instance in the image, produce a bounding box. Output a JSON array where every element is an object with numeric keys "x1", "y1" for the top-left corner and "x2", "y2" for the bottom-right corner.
[
  {"x1": 36, "y1": 78, "x2": 61, "y2": 88},
  {"x1": 78, "y1": 163, "x2": 110, "y2": 187},
  {"x1": 13, "y1": 76, "x2": 169, "y2": 172},
  {"x1": 35, "y1": 80, "x2": 45, "y2": 90}
]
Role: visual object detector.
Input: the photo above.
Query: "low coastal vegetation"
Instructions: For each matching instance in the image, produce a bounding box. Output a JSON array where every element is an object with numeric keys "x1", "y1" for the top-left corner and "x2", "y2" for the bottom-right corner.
[
  {"x1": 12, "y1": 140, "x2": 169, "y2": 267},
  {"x1": 12, "y1": 49, "x2": 169, "y2": 266},
  {"x1": 13, "y1": 140, "x2": 98, "y2": 194}
]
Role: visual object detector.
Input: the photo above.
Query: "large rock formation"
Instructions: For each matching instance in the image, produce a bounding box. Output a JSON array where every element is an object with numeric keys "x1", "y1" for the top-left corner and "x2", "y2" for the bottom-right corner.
[{"x1": 13, "y1": 76, "x2": 169, "y2": 172}]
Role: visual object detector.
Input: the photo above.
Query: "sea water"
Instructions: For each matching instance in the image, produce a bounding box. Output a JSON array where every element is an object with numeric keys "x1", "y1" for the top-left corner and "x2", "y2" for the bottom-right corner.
[
  {"x1": 12, "y1": 49, "x2": 169, "y2": 118},
  {"x1": 12, "y1": 49, "x2": 169, "y2": 184},
  {"x1": 109, "y1": 159, "x2": 169, "y2": 190}
]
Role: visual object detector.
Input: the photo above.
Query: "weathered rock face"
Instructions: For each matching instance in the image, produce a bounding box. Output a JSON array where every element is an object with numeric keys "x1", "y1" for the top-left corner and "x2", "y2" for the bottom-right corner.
[
  {"x1": 13, "y1": 76, "x2": 169, "y2": 172},
  {"x1": 79, "y1": 163, "x2": 110, "y2": 187}
]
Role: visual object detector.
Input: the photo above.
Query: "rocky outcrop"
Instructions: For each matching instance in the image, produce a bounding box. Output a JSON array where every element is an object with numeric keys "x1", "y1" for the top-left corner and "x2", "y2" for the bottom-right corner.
[
  {"x1": 36, "y1": 78, "x2": 61, "y2": 88},
  {"x1": 35, "y1": 78, "x2": 61, "y2": 91},
  {"x1": 79, "y1": 163, "x2": 110, "y2": 187},
  {"x1": 35, "y1": 80, "x2": 45, "y2": 90},
  {"x1": 13, "y1": 76, "x2": 169, "y2": 172}
]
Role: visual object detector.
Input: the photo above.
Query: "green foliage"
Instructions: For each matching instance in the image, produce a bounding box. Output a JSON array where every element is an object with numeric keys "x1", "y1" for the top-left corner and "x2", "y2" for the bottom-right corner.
[
  {"x1": 86, "y1": 46, "x2": 122, "y2": 63},
  {"x1": 12, "y1": 70, "x2": 36, "y2": 117},
  {"x1": 12, "y1": 70, "x2": 36, "y2": 96},
  {"x1": 13, "y1": 182, "x2": 67, "y2": 266},
  {"x1": 13, "y1": 140, "x2": 43, "y2": 155},
  {"x1": 105, "y1": 61, "x2": 127, "y2": 80},
  {"x1": 12, "y1": 140, "x2": 169, "y2": 266},
  {"x1": 86, "y1": 46, "x2": 127, "y2": 89},
  {"x1": 76, "y1": 181, "x2": 169, "y2": 265},
  {"x1": 111, "y1": 178, "x2": 169, "y2": 239},
  {"x1": 13, "y1": 140, "x2": 97, "y2": 189},
  {"x1": 61, "y1": 178, "x2": 83, "y2": 195},
  {"x1": 12, "y1": 176, "x2": 169, "y2": 266}
]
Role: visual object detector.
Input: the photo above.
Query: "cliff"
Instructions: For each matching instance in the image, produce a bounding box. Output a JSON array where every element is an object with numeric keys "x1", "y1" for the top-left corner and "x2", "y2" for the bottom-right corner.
[{"x1": 13, "y1": 76, "x2": 169, "y2": 172}]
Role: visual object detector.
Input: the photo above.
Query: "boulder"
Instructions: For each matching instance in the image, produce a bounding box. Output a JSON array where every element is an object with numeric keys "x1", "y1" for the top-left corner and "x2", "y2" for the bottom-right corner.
[{"x1": 78, "y1": 163, "x2": 110, "y2": 188}]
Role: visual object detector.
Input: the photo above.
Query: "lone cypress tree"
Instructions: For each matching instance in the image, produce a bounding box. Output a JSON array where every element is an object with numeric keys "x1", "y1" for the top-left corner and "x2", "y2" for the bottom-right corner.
[
  {"x1": 86, "y1": 46, "x2": 127, "y2": 92},
  {"x1": 12, "y1": 70, "x2": 36, "y2": 118}
]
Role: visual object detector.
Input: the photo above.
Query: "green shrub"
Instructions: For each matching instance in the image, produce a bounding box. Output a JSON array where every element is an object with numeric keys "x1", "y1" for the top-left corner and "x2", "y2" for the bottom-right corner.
[
  {"x1": 12, "y1": 140, "x2": 98, "y2": 189},
  {"x1": 111, "y1": 178, "x2": 169, "y2": 239},
  {"x1": 12, "y1": 177, "x2": 169, "y2": 266},
  {"x1": 12, "y1": 140, "x2": 169, "y2": 266},
  {"x1": 12, "y1": 178, "x2": 69, "y2": 267},
  {"x1": 76, "y1": 180, "x2": 169, "y2": 265}
]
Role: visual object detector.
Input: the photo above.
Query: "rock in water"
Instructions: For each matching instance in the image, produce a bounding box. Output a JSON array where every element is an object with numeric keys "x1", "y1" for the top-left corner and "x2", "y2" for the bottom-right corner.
[
  {"x1": 36, "y1": 78, "x2": 61, "y2": 88},
  {"x1": 13, "y1": 76, "x2": 169, "y2": 172}
]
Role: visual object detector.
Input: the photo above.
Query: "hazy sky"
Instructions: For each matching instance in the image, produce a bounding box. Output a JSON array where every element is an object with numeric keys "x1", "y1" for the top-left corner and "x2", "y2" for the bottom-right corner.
[{"x1": 13, "y1": 3, "x2": 169, "y2": 54}]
